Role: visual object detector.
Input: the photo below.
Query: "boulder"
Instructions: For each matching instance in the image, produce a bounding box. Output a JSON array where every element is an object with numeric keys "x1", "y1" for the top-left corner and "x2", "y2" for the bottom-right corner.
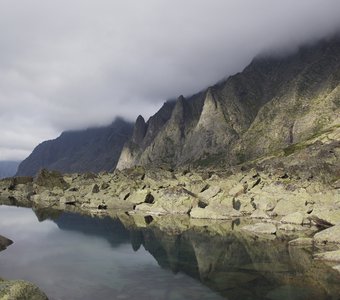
[
  {"x1": 34, "y1": 169, "x2": 69, "y2": 190},
  {"x1": 280, "y1": 212, "x2": 304, "y2": 225},
  {"x1": 278, "y1": 224, "x2": 300, "y2": 231},
  {"x1": 314, "y1": 250, "x2": 340, "y2": 262},
  {"x1": 190, "y1": 206, "x2": 241, "y2": 220},
  {"x1": 310, "y1": 210, "x2": 340, "y2": 226},
  {"x1": 273, "y1": 197, "x2": 308, "y2": 216},
  {"x1": 242, "y1": 223, "x2": 277, "y2": 234},
  {"x1": 249, "y1": 209, "x2": 270, "y2": 219},
  {"x1": 233, "y1": 194, "x2": 255, "y2": 214},
  {"x1": 127, "y1": 190, "x2": 150, "y2": 205},
  {"x1": 199, "y1": 186, "x2": 221, "y2": 201},
  {"x1": 314, "y1": 225, "x2": 340, "y2": 244},
  {"x1": 0, "y1": 280, "x2": 48, "y2": 300},
  {"x1": 288, "y1": 237, "x2": 313, "y2": 246},
  {"x1": 228, "y1": 184, "x2": 245, "y2": 197},
  {"x1": 252, "y1": 194, "x2": 277, "y2": 211},
  {"x1": 133, "y1": 203, "x2": 167, "y2": 215}
]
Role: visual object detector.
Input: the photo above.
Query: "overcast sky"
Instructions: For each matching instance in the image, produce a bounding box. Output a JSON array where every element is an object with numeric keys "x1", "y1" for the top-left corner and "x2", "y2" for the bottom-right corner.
[{"x1": 1, "y1": 0, "x2": 340, "y2": 161}]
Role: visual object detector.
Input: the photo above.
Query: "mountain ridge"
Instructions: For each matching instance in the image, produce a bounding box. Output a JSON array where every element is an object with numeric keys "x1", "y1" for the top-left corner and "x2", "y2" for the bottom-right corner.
[
  {"x1": 0, "y1": 161, "x2": 20, "y2": 179},
  {"x1": 117, "y1": 34, "x2": 340, "y2": 170},
  {"x1": 16, "y1": 118, "x2": 133, "y2": 176}
]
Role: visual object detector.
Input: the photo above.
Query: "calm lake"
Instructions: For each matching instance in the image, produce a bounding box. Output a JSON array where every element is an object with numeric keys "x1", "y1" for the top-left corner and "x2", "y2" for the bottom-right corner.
[{"x1": 0, "y1": 205, "x2": 339, "y2": 300}]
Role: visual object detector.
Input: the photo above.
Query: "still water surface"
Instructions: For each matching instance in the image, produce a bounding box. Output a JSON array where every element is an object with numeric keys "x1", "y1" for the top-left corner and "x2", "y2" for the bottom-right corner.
[{"x1": 0, "y1": 205, "x2": 339, "y2": 300}]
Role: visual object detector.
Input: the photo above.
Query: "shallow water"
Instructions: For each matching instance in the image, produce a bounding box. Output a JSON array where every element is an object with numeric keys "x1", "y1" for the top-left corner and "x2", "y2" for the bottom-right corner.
[{"x1": 0, "y1": 205, "x2": 339, "y2": 300}]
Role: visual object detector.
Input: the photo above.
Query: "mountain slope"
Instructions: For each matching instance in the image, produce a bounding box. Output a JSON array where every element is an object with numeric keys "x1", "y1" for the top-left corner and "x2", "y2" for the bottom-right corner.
[
  {"x1": 117, "y1": 35, "x2": 340, "y2": 169},
  {"x1": 0, "y1": 161, "x2": 20, "y2": 179},
  {"x1": 16, "y1": 118, "x2": 133, "y2": 176}
]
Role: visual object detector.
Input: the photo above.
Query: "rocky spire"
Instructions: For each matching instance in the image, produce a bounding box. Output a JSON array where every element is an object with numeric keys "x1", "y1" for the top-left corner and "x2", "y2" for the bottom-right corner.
[{"x1": 132, "y1": 115, "x2": 147, "y2": 145}]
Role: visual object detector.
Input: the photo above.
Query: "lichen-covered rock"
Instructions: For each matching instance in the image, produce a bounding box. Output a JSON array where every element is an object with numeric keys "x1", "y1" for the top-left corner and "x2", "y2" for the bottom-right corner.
[
  {"x1": 242, "y1": 223, "x2": 277, "y2": 235},
  {"x1": 314, "y1": 250, "x2": 340, "y2": 262},
  {"x1": 288, "y1": 237, "x2": 313, "y2": 246},
  {"x1": 126, "y1": 190, "x2": 151, "y2": 205},
  {"x1": 190, "y1": 204, "x2": 241, "y2": 220},
  {"x1": 228, "y1": 184, "x2": 245, "y2": 197},
  {"x1": 280, "y1": 212, "x2": 304, "y2": 225},
  {"x1": 310, "y1": 210, "x2": 340, "y2": 226},
  {"x1": 273, "y1": 197, "x2": 309, "y2": 216},
  {"x1": 199, "y1": 186, "x2": 221, "y2": 202},
  {"x1": 0, "y1": 280, "x2": 48, "y2": 300},
  {"x1": 314, "y1": 225, "x2": 340, "y2": 244},
  {"x1": 250, "y1": 209, "x2": 270, "y2": 220}
]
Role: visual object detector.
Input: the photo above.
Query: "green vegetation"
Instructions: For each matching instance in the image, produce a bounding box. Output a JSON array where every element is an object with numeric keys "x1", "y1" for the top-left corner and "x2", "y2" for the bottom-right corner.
[{"x1": 283, "y1": 142, "x2": 309, "y2": 156}]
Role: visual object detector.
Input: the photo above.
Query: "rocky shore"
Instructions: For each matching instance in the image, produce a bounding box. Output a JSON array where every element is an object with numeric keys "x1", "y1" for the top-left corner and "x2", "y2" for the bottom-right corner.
[{"x1": 1, "y1": 151, "x2": 339, "y2": 273}]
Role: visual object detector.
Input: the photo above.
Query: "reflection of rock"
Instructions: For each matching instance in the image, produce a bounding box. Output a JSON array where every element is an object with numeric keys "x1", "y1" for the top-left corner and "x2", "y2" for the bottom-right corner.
[
  {"x1": 0, "y1": 280, "x2": 48, "y2": 300},
  {"x1": 127, "y1": 216, "x2": 340, "y2": 299},
  {"x1": 0, "y1": 235, "x2": 13, "y2": 251},
  {"x1": 3, "y1": 204, "x2": 340, "y2": 300}
]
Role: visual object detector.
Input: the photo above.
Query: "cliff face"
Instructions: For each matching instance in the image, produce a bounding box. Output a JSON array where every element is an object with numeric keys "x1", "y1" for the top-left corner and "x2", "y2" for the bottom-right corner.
[
  {"x1": 117, "y1": 35, "x2": 340, "y2": 169},
  {"x1": 16, "y1": 118, "x2": 133, "y2": 176}
]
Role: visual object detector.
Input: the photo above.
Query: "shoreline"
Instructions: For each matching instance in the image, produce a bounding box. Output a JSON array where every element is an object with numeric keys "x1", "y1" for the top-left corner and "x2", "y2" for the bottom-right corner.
[{"x1": 1, "y1": 164, "x2": 339, "y2": 268}]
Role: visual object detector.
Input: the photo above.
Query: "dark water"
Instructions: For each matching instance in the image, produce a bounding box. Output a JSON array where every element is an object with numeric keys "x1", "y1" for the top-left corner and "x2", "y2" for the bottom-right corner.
[{"x1": 0, "y1": 205, "x2": 339, "y2": 300}]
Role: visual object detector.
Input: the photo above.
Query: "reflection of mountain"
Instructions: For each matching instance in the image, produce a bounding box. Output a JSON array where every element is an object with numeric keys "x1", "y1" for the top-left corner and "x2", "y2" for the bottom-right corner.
[
  {"x1": 30, "y1": 209, "x2": 340, "y2": 299},
  {"x1": 136, "y1": 228, "x2": 340, "y2": 300},
  {"x1": 32, "y1": 208, "x2": 131, "y2": 247},
  {"x1": 53, "y1": 212, "x2": 131, "y2": 247}
]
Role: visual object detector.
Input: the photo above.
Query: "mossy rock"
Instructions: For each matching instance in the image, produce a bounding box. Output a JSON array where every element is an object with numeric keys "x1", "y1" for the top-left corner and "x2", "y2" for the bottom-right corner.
[{"x1": 0, "y1": 280, "x2": 48, "y2": 300}]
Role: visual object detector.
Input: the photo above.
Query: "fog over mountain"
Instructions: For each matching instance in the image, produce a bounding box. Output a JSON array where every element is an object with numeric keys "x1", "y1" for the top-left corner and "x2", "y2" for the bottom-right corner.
[{"x1": 1, "y1": 0, "x2": 340, "y2": 161}]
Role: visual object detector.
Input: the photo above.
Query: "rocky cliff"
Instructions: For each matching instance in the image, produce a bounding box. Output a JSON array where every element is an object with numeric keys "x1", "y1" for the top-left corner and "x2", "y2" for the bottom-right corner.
[
  {"x1": 16, "y1": 118, "x2": 133, "y2": 176},
  {"x1": 117, "y1": 35, "x2": 340, "y2": 169}
]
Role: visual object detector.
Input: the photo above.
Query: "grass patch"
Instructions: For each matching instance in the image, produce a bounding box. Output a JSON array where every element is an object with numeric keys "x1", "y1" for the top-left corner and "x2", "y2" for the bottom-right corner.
[{"x1": 283, "y1": 142, "x2": 308, "y2": 156}]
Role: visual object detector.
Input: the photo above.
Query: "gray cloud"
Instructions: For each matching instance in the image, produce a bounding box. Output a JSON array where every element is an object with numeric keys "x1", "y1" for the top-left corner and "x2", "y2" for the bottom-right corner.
[{"x1": 1, "y1": 0, "x2": 340, "y2": 160}]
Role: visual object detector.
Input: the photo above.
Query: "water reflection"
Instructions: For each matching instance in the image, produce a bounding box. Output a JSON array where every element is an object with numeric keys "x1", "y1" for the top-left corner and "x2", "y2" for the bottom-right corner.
[{"x1": 0, "y1": 205, "x2": 340, "y2": 300}]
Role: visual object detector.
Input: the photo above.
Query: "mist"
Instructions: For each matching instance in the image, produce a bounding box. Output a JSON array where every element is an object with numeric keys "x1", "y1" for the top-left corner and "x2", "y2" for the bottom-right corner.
[{"x1": 1, "y1": 0, "x2": 340, "y2": 160}]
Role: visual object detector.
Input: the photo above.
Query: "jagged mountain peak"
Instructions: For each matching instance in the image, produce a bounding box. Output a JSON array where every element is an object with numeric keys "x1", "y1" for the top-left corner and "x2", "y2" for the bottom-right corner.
[{"x1": 117, "y1": 35, "x2": 340, "y2": 169}]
